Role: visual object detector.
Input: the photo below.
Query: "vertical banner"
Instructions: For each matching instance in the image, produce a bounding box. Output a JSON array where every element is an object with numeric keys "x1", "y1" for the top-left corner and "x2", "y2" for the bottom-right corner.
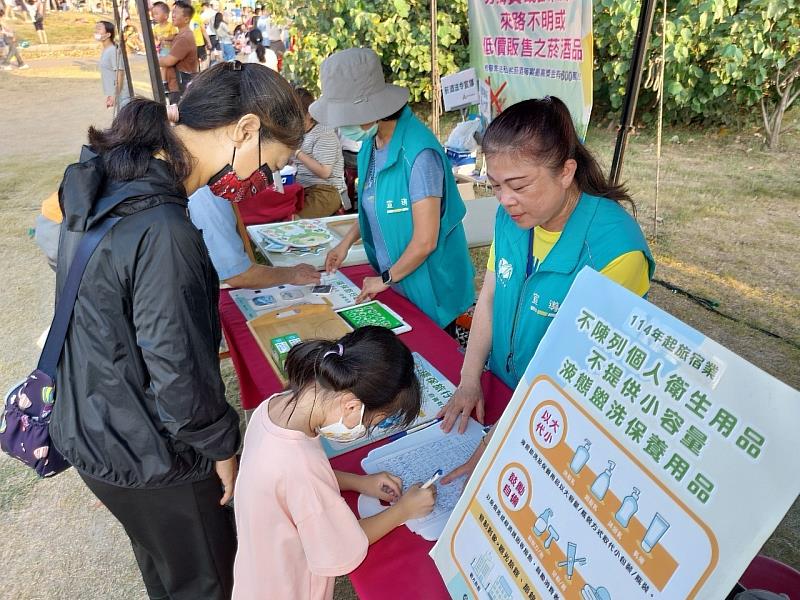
[
  {"x1": 469, "y1": 0, "x2": 593, "y2": 138},
  {"x1": 432, "y1": 267, "x2": 800, "y2": 599}
]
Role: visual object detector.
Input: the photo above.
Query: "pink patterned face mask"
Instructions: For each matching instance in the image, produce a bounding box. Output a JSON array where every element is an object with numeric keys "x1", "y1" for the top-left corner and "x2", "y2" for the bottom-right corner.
[{"x1": 207, "y1": 133, "x2": 275, "y2": 203}]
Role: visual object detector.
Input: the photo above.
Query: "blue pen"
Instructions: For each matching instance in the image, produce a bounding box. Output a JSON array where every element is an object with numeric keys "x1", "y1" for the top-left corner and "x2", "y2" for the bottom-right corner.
[
  {"x1": 387, "y1": 417, "x2": 443, "y2": 443},
  {"x1": 421, "y1": 469, "x2": 443, "y2": 489}
]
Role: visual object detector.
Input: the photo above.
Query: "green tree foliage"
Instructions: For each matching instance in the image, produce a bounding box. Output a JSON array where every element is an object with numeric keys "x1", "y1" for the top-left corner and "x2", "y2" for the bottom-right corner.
[
  {"x1": 264, "y1": 0, "x2": 469, "y2": 102},
  {"x1": 266, "y1": 0, "x2": 798, "y2": 146}
]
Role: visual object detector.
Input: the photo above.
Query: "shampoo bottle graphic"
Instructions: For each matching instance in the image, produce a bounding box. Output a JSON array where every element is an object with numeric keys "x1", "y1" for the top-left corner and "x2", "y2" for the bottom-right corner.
[
  {"x1": 569, "y1": 439, "x2": 592, "y2": 474},
  {"x1": 615, "y1": 487, "x2": 640, "y2": 527},
  {"x1": 590, "y1": 460, "x2": 616, "y2": 501}
]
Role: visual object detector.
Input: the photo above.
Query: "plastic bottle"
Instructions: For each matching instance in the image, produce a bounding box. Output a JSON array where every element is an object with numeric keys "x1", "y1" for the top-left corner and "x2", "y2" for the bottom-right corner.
[
  {"x1": 614, "y1": 487, "x2": 640, "y2": 527},
  {"x1": 569, "y1": 439, "x2": 592, "y2": 474},
  {"x1": 533, "y1": 508, "x2": 552, "y2": 536},
  {"x1": 590, "y1": 460, "x2": 616, "y2": 501}
]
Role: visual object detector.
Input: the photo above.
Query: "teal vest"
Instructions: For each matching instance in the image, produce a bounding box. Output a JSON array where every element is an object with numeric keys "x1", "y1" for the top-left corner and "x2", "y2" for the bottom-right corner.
[
  {"x1": 489, "y1": 193, "x2": 655, "y2": 388},
  {"x1": 357, "y1": 107, "x2": 475, "y2": 327}
]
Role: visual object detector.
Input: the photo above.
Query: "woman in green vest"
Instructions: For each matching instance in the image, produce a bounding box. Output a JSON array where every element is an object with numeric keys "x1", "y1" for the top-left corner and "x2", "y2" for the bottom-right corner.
[
  {"x1": 310, "y1": 48, "x2": 475, "y2": 328},
  {"x1": 439, "y1": 96, "x2": 655, "y2": 482}
]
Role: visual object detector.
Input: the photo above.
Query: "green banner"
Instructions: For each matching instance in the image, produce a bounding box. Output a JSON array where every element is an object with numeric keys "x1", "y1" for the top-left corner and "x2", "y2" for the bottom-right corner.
[{"x1": 470, "y1": 0, "x2": 593, "y2": 138}]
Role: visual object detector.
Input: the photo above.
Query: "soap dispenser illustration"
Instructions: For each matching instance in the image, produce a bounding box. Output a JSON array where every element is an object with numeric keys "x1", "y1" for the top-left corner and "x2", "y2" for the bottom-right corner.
[
  {"x1": 614, "y1": 487, "x2": 640, "y2": 527},
  {"x1": 590, "y1": 460, "x2": 616, "y2": 501},
  {"x1": 569, "y1": 439, "x2": 592, "y2": 474},
  {"x1": 533, "y1": 508, "x2": 553, "y2": 536}
]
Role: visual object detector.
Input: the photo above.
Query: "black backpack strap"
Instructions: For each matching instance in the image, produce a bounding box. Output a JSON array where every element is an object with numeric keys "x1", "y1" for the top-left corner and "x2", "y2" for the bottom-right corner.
[{"x1": 37, "y1": 189, "x2": 134, "y2": 377}]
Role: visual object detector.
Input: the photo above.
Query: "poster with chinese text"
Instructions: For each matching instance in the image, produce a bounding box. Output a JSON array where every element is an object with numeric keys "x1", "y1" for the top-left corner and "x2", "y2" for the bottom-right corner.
[
  {"x1": 469, "y1": 0, "x2": 593, "y2": 138},
  {"x1": 431, "y1": 267, "x2": 800, "y2": 599}
]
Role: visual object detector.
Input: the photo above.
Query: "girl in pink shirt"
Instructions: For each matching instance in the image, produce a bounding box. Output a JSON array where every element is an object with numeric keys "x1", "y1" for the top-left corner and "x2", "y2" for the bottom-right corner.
[{"x1": 233, "y1": 326, "x2": 437, "y2": 600}]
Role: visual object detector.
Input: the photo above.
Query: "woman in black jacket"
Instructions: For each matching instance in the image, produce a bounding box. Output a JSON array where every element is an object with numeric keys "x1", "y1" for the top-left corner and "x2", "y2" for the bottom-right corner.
[{"x1": 50, "y1": 62, "x2": 305, "y2": 600}]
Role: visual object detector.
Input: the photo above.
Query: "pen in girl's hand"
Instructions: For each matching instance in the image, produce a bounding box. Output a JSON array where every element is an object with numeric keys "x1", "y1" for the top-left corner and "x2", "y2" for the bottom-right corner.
[{"x1": 421, "y1": 469, "x2": 443, "y2": 489}]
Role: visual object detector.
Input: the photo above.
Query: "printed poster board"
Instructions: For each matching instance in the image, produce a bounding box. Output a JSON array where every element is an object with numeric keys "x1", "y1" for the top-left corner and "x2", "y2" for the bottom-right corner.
[
  {"x1": 469, "y1": 0, "x2": 593, "y2": 138},
  {"x1": 431, "y1": 267, "x2": 800, "y2": 599}
]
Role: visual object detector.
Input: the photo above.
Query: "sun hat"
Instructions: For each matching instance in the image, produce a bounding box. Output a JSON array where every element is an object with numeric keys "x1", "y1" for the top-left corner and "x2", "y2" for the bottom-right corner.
[{"x1": 309, "y1": 48, "x2": 410, "y2": 128}]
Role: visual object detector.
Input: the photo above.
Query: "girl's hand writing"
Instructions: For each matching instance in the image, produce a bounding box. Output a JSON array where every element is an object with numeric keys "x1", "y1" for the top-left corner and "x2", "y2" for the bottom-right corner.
[
  {"x1": 359, "y1": 472, "x2": 402, "y2": 502},
  {"x1": 396, "y1": 483, "x2": 437, "y2": 520}
]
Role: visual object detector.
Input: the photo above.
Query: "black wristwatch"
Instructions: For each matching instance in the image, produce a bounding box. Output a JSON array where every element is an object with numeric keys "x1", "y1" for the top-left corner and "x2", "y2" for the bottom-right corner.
[{"x1": 381, "y1": 269, "x2": 393, "y2": 285}]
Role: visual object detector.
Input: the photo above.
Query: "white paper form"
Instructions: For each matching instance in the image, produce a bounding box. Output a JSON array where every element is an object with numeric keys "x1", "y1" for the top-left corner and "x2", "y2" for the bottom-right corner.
[{"x1": 359, "y1": 418, "x2": 484, "y2": 540}]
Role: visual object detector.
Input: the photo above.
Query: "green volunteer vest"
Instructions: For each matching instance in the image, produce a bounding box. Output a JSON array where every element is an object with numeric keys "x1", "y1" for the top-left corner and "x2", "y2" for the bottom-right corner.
[
  {"x1": 356, "y1": 107, "x2": 475, "y2": 327},
  {"x1": 489, "y1": 193, "x2": 655, "y2": 388}
]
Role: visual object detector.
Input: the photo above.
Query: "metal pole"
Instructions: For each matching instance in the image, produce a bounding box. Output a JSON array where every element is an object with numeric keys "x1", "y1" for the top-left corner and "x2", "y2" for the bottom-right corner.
[
  {"x1": 609, "y1": 0, "x2": 658, "y2": 185},
  {"x1": 430, "y1": 0, "x2": 441, "y2": 137},
  {"x1": 112, "y1": 0, "x2": 134, "y2": 99},
  {"x1": 135, "y1": 0, "x2": 165, "y2": 103}
]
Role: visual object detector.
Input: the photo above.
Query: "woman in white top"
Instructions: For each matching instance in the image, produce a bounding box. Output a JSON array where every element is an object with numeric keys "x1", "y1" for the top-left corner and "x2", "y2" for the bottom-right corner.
[
  {"x1": 245, "y1": 29, "x2": 277, "y2": 71},
  {"x1": 213, "y1": 12, "x2": 234, "y2": 61}
]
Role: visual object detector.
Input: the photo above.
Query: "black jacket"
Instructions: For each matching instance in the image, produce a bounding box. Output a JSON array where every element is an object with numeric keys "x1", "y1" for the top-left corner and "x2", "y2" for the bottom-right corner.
[{"x1": 50, "y1": 148, "x2": 241, "y2": 488}]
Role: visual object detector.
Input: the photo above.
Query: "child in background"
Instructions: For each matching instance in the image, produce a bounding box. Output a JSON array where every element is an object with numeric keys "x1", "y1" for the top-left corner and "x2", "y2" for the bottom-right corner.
[
  {"x1": 151, "y1": 1, "x2": 177, "y2": 93},
  {"x1": 123, "y1": 17, "x2": 144, "y2": 55},
  {"x1": 233, "y1": 326, "x2": 436, "y2": 600}
]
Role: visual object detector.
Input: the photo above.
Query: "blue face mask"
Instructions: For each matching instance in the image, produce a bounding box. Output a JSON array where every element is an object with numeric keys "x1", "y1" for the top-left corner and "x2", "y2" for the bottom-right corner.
[{"x1": 339, "y1": 123, "x2": 378, "y2": 142}]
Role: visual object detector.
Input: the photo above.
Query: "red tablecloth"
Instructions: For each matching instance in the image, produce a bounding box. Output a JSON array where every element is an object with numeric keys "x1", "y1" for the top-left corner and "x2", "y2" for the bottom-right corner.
[
  {"x1": 219, "y1": 264, "x2": 513, "y2": 599},
  {"x1": 236, "y1": 183, "x2": 305, "y2": 226}
]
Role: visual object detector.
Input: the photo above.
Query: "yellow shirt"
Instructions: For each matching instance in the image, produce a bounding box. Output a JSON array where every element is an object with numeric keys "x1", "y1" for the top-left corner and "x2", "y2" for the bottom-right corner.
[
  {"x1": 190, "y1": 13, "x2": 205, "y2": 46},
  {"x1": 486, "y1": 226, "x2": 651, "y2": 296},
  {"x1": 152, "y1": 22, "x2": 178, "y2": 44}
]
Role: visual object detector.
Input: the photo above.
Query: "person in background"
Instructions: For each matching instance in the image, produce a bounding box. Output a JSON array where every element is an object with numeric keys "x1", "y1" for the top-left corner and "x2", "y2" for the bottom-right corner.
[
  {"x1": 50, "y1": 60, "x2": 305, "y2": 600},
  {"x1": 122, "y1": 16, "x2": 144, "y2": 55},
  {"x1": 244, "y1": 28, "x2": 276, "y2": 70},
  {"x1": 151, "y1": 1, "x2": 177, "y2": 92},
  {"x1": 439, "y1": 97, "x2": 654, "y2": 483},
  {"x1": 233, "y1": 326, "x2": 436, "y2": 600},
  {"x1": 159, "y1": 0, "x2": 199, "y2": 104},
  {"x1": 95, "y1": 21, "x2": 130, "y2": 111},
  {"x1": 265, "y1": 10, "x2": 283, "y2": 55},
  {"x1": 292, "y1": 87, "x2": 347, "y2": 218},
  {"x1": 26, "y1": 0, "x2": 46, "y2": 44},
  {"x1": 187, "y1": 184, "x2": 320, "y2": 289},
  {"x1": 232, "y1": 23, "x2": 247, "y2": 54},
  {"x1": 190, "y1": 0, "x2": 211, "y2": 69},
  {"x1": 0, "y1": 7, "x2": 28, "y2": 70},
  {"x1": 200, "y1": 3, "x2": 215, "y2": 44},
  {"x1": 317, "y1": 48, "x2": 475, "y2": 328},
  {"x1": 213, "y1": 11, "x2": 234, "y2": 61}
]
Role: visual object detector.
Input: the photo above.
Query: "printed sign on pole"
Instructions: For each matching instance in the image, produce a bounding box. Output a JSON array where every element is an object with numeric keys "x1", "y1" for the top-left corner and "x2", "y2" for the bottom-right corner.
[
  {"x1": 469, "y1": 0, "x2": 594, "y2": 138},
  {"x1": 431, "y1": 267, "x2": 800, "y2": 599},
  {"x1": 442, "y1": 67, "x2": 481, "y2": 111}
]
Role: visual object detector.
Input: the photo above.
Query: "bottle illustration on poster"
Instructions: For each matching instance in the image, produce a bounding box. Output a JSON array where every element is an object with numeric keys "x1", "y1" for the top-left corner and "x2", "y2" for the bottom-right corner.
[
  {"x1": 590, "y1": 460, "x2": 616, "y2": 500},
  {"x1": 615, "y1": 487, "x2": 641, "y2": 528},
  {"x1": 570, "y1": 438, "x2": 592, "y2": 474}
]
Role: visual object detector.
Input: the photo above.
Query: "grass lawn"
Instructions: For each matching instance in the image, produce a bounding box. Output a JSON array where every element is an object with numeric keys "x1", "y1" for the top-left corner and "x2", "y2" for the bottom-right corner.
[{"x1": 5, "y1": 9, "x2": 110, "y2": 46}]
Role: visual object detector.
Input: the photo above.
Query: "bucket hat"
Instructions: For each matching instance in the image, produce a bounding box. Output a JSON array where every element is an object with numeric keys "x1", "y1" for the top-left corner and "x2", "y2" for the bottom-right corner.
[{"x1": 309, "y1": 48, "x2": 409, "y2": 127}]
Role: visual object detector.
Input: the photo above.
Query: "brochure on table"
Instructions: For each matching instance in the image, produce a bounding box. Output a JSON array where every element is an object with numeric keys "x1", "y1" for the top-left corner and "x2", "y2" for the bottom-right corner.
[
  {"x1": 431, "y1": 267, "x2": 800, "y2": 600},
  {"x1": 229, "y1": 271, "x2": 361, "y2": 320},
  {"x1": 247, "y1": 215, "x2": 369, "y2": 270},
  {"x1": 321, "y1": 353, "x2": 455, "y2": 458}
]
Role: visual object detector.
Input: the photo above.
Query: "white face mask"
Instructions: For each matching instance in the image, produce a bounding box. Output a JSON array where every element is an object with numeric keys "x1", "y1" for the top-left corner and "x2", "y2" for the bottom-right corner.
[
  {"x1": 94, "y1": 33, "x2": 107, "y2": 41},
  {"x1": 316, "y1": 404, "x2": 367, "y2": 442}
]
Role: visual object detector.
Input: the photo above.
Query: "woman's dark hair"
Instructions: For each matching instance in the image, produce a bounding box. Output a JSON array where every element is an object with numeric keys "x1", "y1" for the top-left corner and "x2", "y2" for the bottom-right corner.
[
  {"x1": 482, "y1": 96, "x2": 634, "y2": 208},
  {"x1": 294, "y1": 87, "x2": 315, "y2": 118},
  {"x1": 213, "y1": 11, "x2": 223, "y2": 30},
  {"x1": 98, "y1": 20, "x2": 114, "y2": 43},
  {"x1": 87, "y1": 61, "x2": 305, "y2": 182},
  {"x1": 381, "y1": 103, "x2": 407, "y2": 122},
  {"x1": 284, "y1": 326, "x2": 422, "y2": 431},
  {"x1": 248, "y1": 29, "x2": 266, "y2": 62}
]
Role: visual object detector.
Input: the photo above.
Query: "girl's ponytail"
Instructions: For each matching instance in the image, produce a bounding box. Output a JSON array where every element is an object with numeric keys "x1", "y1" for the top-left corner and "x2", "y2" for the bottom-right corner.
[{"x1": 87, "y1": 98, "x2": 192, "y2": 182}]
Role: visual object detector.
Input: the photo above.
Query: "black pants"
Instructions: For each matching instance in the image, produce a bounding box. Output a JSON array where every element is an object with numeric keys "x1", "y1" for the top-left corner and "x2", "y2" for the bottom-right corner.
[{"x1": 80, "y1": 472, "x2": 236, "y2": 600}]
